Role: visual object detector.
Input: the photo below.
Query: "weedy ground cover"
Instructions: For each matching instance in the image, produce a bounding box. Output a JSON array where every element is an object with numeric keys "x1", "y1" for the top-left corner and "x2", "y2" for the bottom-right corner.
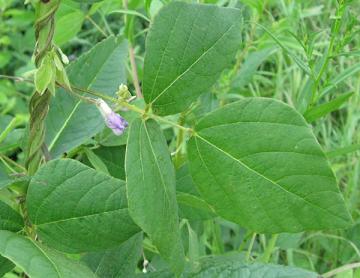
[{"x1": 0, "y1": 0, "x2": 359, "y2": 277}]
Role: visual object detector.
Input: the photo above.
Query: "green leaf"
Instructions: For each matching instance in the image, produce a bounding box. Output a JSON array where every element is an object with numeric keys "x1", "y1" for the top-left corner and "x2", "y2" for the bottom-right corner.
[
  {"x1": 187, "y1": 97, "x2": 352, "y2": 233},
  {"x1": 34, "y1": 55, "x2": 54, "y2": 95},
  {"x1": 176, "y1": 165, "x2": 215, "y2": 221},
  {"x1": 83, "y1": 148, "x2": 110, "y2": 175},
  {"x1": 0, "y1": 201, "x2": 23, "y2": 232},
  {"x1": 72, "y1": 0, "x2": 102, "y2": 2},
  {"x1": 188, "y1": 255, "x2": 318, "y2": 277},
  {"x1": 54, "y1": 10, "x2": 85, "y2": 46},
  {"x1": 256, "y1": 23, "x2": 312, "y2": 76},
  {"x1": 82, "y1": 232, "x2": 143, "y2": 278},
  {"x1": 231, "y1": 48, "x2": 276, "y2": 89},
  {"x1": 304, "y1": 92, "x2": 354, "y2": 122},
  {"x1": 45, "y1": 36, "x2": 127, "y2": 157},
  {"x1": 320, "y1": 63, "x2": 360, "y2": 97},
  {"x1": 27, "y1": 159, "x2": 140, "y2": 253},
  {"x1": 88, "y1": 145, "x2": 126, "y2": 180},
  {"x1": 126, "y1": 118, "x2": 185, "y2": 274},
  {"x1": 137, "y1": 254, "x2": 318, "y2": 277},
  {"x1": 143, "y1": 2, "x2": 242, "y2": 115},
  {"x1": 0, "y1": 231, "x2": 95, "y2": 278},
  {"x1": 0, "y1": 255, "x2": 14, "y2": 277}
]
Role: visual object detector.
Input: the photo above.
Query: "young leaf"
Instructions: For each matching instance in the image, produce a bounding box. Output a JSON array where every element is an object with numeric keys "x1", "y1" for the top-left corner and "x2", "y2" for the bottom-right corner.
[
  {"x1": 143, "y1": 2, "x2": 242, "y2": 115},
  {"x1": 126, "y1": 118, "x2": 185, "y2": 274},
  {"x1": 34, "y1": 55, "x2": 54, "y2": 95},
  {"x1": 27, "y1": 159, "x2": 140, "y2": 253},
  {"x1": 45, "y1": 36, "x2": 127, "y2": 157},
  {"x1": 82, "y1": 232, "x2": 143, "y2": 278},
  {"x1": 188, "y1": 98, "x2": 352, "y2": 233},
  {"x1": 0, "y1": 201, "x2": 24, "y2": 231},
  {"x1": 0, "y1": 231, "x2": 95, "y2": 278}
]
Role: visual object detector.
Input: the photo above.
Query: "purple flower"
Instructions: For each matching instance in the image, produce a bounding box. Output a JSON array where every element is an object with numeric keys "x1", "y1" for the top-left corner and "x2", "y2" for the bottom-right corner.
[{"x1": 96, "y1": 99, "x2": 128, "y2": 136}]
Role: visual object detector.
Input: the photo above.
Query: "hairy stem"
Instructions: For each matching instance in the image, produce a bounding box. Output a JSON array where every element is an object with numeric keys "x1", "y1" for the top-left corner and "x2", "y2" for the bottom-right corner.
[{"x1": 26, "y1": 0, "x2": 60, "y2": 175}]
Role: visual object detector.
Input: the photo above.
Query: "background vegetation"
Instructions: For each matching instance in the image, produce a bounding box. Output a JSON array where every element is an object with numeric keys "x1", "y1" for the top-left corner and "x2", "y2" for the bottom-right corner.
[{"x1": 0, "y1": 0, "x2": 359, "y2": 277}]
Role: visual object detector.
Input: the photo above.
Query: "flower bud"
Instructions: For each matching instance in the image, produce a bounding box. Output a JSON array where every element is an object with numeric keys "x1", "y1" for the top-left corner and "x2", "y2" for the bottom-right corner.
[{"x1": 96, "y1": 99, "x2": 128, "y2": 136}]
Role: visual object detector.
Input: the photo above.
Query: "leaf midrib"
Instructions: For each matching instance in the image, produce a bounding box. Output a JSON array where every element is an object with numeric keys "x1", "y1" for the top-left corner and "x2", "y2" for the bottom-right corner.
[
  {"x1": 150, "y1": 23, "x2": 237, "y2": 105},
  {"x1": 195, "y1": 134, "x2": 349, "y2": 223},
  {"x1": 36, "y1": 208, "x2": 128, "y2": 226}
]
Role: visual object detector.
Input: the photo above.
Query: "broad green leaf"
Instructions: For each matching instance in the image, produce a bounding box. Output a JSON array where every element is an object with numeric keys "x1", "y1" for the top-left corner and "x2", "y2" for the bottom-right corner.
[
  {"x1": 126, "y1": 118, "x2": 185, "y2": 274},
  {"x1": 27, "y1": 159, "x2": 140, "y2": 253},
  {"x1": 45, "y1": 36, "x2": 127, "y2": 157},
  {"x1": 304, "y1": 92, "x2": 354, "y2": 122},
  {"x1": 0, "y1": 231, "x2": 95, "y2": 278},
  {"x1": 188, "y1": 97, "x2": 352, "y2": 233},
  {"x1": 82, "y1": 232, "x2": 143, "y2": 278},
  {"x1": 143, "y1": 2, "x2": 242, "y2": 115},
  {"x1": 0, "y1": 201, "x2": 23, "y2": 232}
]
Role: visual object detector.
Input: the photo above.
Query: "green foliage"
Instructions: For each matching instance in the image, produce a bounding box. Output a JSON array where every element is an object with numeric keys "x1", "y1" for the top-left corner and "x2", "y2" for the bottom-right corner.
[
  {"x1": 188, "y1": 98, "x2": 352, "y2": 233},
  {"x1": 126, "y1": 118, "x2": 185, "y2": 274},
  {"x1": 27, "y1": 159, "x2": 139, "y2": 253},
  {"x1": 143, "y1": 2, "x2": 242, "y2": 115},
  {"x1": 0, "y1": 231, "x2": 95, "y2": 278},
  {"x1": 0, "y1": 0, "x2": 359, "y2": 277},
  {"x1": 82, "y1": 232, "x2": 143, "y2": 278},
  {"x1": 45, "y1": 36, "x2": 127, "y2": 157}
]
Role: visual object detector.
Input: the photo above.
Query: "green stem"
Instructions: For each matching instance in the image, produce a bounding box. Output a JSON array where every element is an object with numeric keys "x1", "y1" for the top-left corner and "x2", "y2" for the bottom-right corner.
[
  {"x1": 174, "y1": 113, "x2": 186, "y2": 167},
  {"x1": 68, "y1": 84, "x2": 192, "y2": 133},
  {"x1": 311, "y1": 0, "x2": 346, "y2": 103},
  {"x1": 246, "y1": 233, "x2": 257, "y2": 262},
  {"x1": 86, "y1": 15, "x2": 109, "y2": 38},
  {"x1": 26, "y1": 0, "x2": 61, "y2": 175},
  {"x1": 261, "y1": 234, "x2": 279, "y2": 263}
]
